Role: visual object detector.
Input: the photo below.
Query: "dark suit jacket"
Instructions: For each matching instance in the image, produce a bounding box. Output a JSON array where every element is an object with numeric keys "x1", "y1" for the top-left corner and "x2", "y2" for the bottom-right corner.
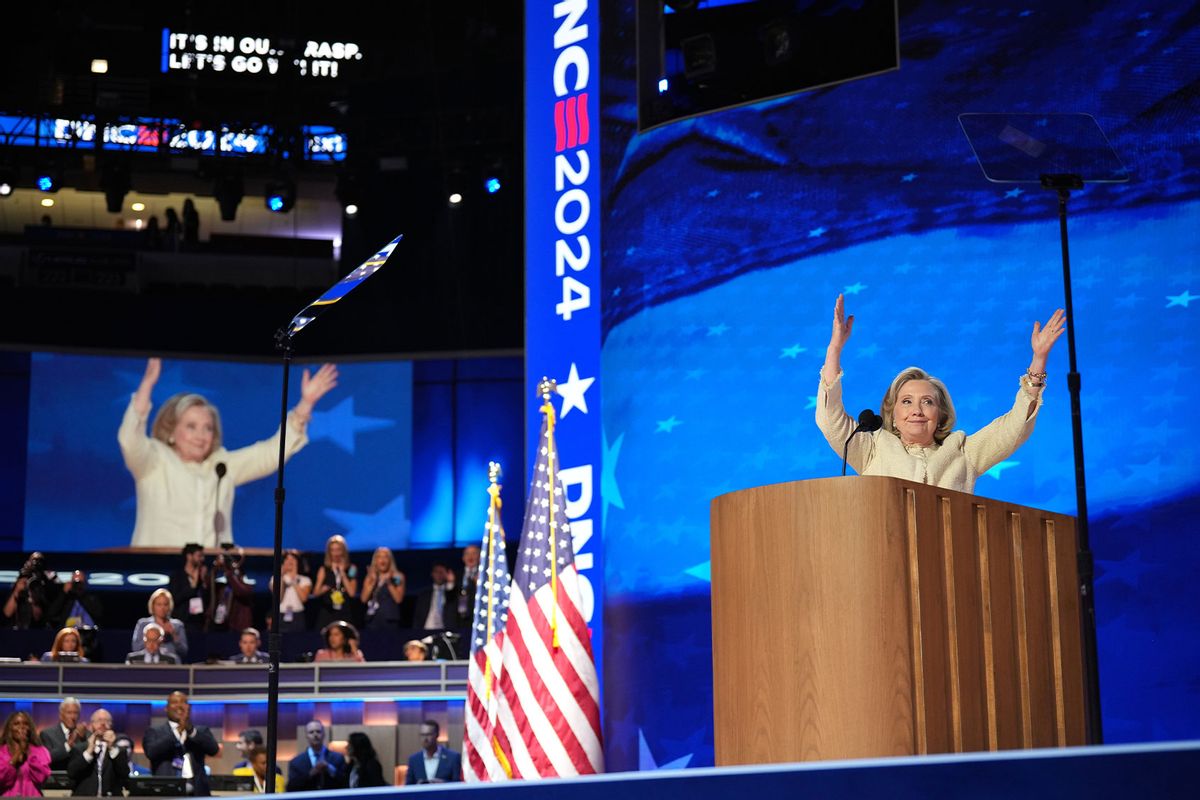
[
  {"x1": 227, "y1": 650, "x2": 269, "y2": 664},
  {"x1": 349, "y1": 758, "x2": 386, "y2": 788},
  {"x1": 411, "y1": 585, "x2": 462, "y2": 630},
  {"x1": 405, "y1": 746, "x2": 462, "y2": 784},
  {"x1": 40, "y1": 722, "x2": 87, "y2": 771},
  {"x1": 142, "y1": 723, "x2": 219, "y2": 796},
  {"x1": 67, "y1": 745, "x2": 129, "y2": 796},
  {"x1": 286, "y1": 748, "x2": 347, "y2": 792},
  {"x1": 125, "y1": 649, "x2": 180, "y2": 664}
]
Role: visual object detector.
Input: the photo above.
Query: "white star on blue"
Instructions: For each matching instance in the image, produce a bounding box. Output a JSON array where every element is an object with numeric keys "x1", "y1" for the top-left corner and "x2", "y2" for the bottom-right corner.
[
  {"x1": 309, "y1": 396, "x2": 395, "y2": 454},
  {"x1": 323, "y1": 494, "x2": 411, "y2": 545}
]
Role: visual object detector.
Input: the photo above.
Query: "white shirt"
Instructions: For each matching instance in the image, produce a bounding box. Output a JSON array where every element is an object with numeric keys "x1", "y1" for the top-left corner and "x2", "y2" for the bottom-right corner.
[
  {"x1": 423, "y1": 585, "x2": 446, "y2": 629},
  {"x1": 423, "y1": 750, "x2": 441, "y2": 782},
  {"x1": 168, "y1": 721, "x2": 193, "y2": 779}
]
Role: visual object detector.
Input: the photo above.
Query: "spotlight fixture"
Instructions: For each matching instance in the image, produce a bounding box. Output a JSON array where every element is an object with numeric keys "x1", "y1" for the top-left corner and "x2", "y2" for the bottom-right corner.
[
  {"x1": 335, "y1": 170, "x2": 362, "y2": 217},
  {"x1": 131, "y1": 202, "x2": 145, "y2": 212},
  {"x1": 36, "y1": 169, "x2": 63, "y2": 193},
  {"x1": 40, "y1": 198, "x2": 55, "y2": 208},
  {"x1": 264, "y1": 179, "x2": 296, "y2": 214},
  {"x1": 212, "y1": 173, "x2": 245, "y2": 221},
  {"x1": 344, "y1": 203, "x2": 359, "y2": 217},
  {"x1": 448, "y1": 192, "x2": 463, "y2": 205},
  {"x1": 484, "y1": 177, "x2": 502, "y2": 194},
  {"x1": 0, "y1": 183, "x2": 11, "y2": 197},
  {"x1": 91, "y1": 59, "x2": 109, "y2": 74}
]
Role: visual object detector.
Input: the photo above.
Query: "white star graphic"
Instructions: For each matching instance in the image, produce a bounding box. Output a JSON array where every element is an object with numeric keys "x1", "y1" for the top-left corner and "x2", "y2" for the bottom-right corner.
[
  {"x1": 309, "y1": 396, "x2": 396, "y2": 455},
  {"x1": 656, "y1": 416, "x2": 683, "y2": 433},
  {"x1": 322, "y1": 494, "x2": 411, "y2": 545},
  {"x1": 1165, "y1": 290, "x2": 1196, "y2": 308},
  {"x1": 556, "y1": 363, "x2": 595, "y2": 418}
]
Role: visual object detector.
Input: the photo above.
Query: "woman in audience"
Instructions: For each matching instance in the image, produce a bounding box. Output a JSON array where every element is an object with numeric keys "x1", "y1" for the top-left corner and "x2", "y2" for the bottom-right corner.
[
  {"x1": 345, "y1": 732, "x2": 386, "y2": 788},
  {"x1": 39, "y1": 627, "x2": 88, "y2": 663},
  {"x1": 0, "y1": 711, "x2": 51, "y2": 797},
  {"x1": 131, "y1": 588, "x2": 189, "y2": 661},
  {"x1": 270, "y1": 549, "x2": 312, "y2": 633},
  {"x1": 403, "y1": 640, "x2": 428, "y2": 662},
  {"x1": 232, "y1": 748, "x2": 284, "y2": 793},
  {"x1": 314, "y1": 621, "x2": 365, "y2": 662},
  {"x1": 360, "y1": 547, "x2": 405, "y2": 631},
  {"x1": 312, "y1": 535, "x2": 359, "y2": 629}
]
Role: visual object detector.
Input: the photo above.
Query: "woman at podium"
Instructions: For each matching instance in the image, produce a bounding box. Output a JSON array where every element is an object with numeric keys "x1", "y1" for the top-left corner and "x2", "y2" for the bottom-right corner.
[
  {"x1": 118, "y1": 357, "x2": 338, "y2": 548},
  {"x1": 816, "y1": 294, "x2": 1065, "y2": 493}
]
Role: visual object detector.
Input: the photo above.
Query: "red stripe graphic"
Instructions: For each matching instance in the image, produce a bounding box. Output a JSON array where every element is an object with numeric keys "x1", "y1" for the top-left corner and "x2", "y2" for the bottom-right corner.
[
  {"x1": 565, "y1": 95, "x2": 579, "y2": 149},
  {"x1": 554, "y1": 100, "x2": 567, "y2": 152},
  {"x1": 576, "y1": 92, "x2": 590, "y2": 146}
]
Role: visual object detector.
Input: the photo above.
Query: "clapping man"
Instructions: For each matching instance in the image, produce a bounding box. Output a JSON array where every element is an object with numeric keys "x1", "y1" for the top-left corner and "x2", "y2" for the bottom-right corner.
[
  {"x1": 286, "y1": 720, "x2": 345, "y2": 791},
  {"x1": 40, "y1": 697, "x2": 88, "y2": 771},
  {"x1": 67, "y1": 708, "x2": 128, "y2": 796},
  {"x1": 143, "y1": 691, "x2": 218, "y2": 796}
]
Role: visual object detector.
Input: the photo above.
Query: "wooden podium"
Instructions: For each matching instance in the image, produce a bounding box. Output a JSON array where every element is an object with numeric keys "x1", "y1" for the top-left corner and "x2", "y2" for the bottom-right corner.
[{"x1": 710, "y1": 476, "x2": 1089, "y2": 765}]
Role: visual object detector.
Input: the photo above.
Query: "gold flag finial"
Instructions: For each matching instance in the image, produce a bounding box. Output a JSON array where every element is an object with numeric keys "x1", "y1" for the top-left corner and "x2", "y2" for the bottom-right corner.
[
  {"x1": 488, "y1": 461, "x2": 502, "y2": 484},
  {"x1": 537, "y1": 376, "x2": 557, "y2": 401}
]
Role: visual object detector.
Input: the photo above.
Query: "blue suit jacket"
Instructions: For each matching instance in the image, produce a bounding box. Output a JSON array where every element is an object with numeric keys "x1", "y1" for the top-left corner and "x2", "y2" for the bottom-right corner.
[{"x1": 405, "y1": 746, "x2": 462, "y2": 784}]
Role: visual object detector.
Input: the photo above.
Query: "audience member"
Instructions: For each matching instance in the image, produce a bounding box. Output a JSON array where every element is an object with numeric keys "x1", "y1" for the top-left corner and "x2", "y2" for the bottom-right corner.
[
  {"x1": 345, "y1": 732, "x2": 386, "y2": 788},
  {"x1": 0, "y1": 711, "x2": 50, "y2": 797},
  {"x1": 285, "y1": 721, "x2": 345, "y2": 792},
  {"x1": 126, "y1": 623, "x2": 179, "y2": 664},
  {"x1": 163, "y1": 208, "x2": 181, "y2": 251},
  {"x1": 40, "y1": 627, "x2": 89, "y2": 663},
  {"x1": 456, "y1": 545, "x2": 481, "y2": 625},
  {"x1": 403, "y1": 720, "x2": 461, "y2": 784},
  {"x1": 46, "y1": 571, "x2": 103, "y2": 631},
  {"x1": 231, "y1": 731, "x2": 266, "y2": 771},
  {"x1": 206, "y1": 546, "x2": 253, "y2": 633},
  {"x1": 271, "y1": 549, "x2": 311, "y2": 633},
  {"x1": 132, "y1": 589, "x2": 189, "y2": 662},
  {"x1": 3, "y1": 552, "x2": 55, "y2": 629},
  {"x1": 412, "y1": 562, "x2": 459, "y2": 631},
  {"x1": 314, "y1": 621, "x2": 364, "y2": 662},
  {"x1": 181, "y1": 199, "x2": 199, "y2": 247},
  {"x1": 143, "y1": 691, "x2": 218, "y2": 796},
  {"x1": 230, "y1": 628, "x2": 268, "y2": 664},
  {"x1": 403, "y1": 640, "x2": 428, "y2": 662},
  {"x1": 144, "y1": 216, "x2": 162, "y2": 250},
  {"x1": 113, "y1": 736, "x2": 149, "y2": 776},
  {"x1": 167, "y1": 544, "x2": 210, "y2": 635},
  {"x1": 360, "y1": 547, "x2": 405, "y2": 631},
  {"x1": 231, "y1": 748, "x2": 282, "y2": 794},
  {"x1": 313, "y1": 535, "x2": 359, "y2": 629},
  {"x1": 39, "y1": 698, "x2": 88, "y2": 771},
  {"x1": 66, "y1": 708, "x2": 127, "y2": 797}
]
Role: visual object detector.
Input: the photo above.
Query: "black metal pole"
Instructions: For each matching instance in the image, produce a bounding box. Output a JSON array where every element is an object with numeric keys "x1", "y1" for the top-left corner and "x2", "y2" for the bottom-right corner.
[
  {"x1": 265, "y1": 333, "x2": 292, "y2": 791},
  {"x1": 1043, "y1": 174, "x2": 1103, "y2": 744}
]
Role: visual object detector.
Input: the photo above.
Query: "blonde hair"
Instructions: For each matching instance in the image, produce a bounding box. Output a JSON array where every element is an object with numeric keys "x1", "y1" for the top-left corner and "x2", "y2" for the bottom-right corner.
[
  {"x1": 880, "y1": 367, "x2": 957, "y2": 444},
  {"x1": 370, "y1": 546, "x2": 398, "y2": 573},
  {"x1": 151, "y1": 393, "x2": 223, "y2": 455},
  {"x1": 148, "y1": 587, "x2": 175, "y2": 617},
  {"x1": 324, "y1": 534, "x2": 350, "y2": 569}
]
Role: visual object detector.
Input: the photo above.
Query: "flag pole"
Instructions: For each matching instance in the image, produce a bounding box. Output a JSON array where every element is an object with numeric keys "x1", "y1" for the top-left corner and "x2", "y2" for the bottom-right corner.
[
  {"x1": 538, "y1": 377, "x2": 561, "y2": 650},
  {"x1": 483, "y1": 461, "x2": 502, "y2": 699}
]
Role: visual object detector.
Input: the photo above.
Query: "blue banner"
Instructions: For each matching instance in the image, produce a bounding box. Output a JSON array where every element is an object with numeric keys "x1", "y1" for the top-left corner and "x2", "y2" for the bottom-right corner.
[{"x1": 524, "y1": 0, "x2": 605, "y2": 689}]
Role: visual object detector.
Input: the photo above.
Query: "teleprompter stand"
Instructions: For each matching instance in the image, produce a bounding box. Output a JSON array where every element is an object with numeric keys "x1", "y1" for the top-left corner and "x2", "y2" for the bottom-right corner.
[
  {"x1": 263, "y1": 236, "x2": 403, "y2": 790},
  {"x1": 959, "y1": 113, "x2": 1129, "y2": 745}
]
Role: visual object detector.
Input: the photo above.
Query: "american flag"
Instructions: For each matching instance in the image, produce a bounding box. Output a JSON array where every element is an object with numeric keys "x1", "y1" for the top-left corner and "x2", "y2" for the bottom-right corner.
[
  {"x1": 464, "y1": 464, "x2": 514, "y2": 782},
  {"x1": 471, "y1": 392, "x2": 604, "y2": 779}
]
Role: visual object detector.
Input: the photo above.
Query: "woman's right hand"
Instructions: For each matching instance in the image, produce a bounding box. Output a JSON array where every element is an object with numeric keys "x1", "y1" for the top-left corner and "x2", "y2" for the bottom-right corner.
[
  {"x1": 828, "y1": 294, "x2": 854, "y2": 353},
  {"x1": 133, "y1": 358, "x2": 162, "y2": 416},
  {"x1": 159, "y1": 618, "x2": 174, "y2": 636}
]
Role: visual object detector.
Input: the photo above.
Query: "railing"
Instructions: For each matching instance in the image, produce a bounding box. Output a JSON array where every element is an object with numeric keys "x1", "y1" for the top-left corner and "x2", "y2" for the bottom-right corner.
[{"x1": 0, "y1": 661, "x2": 468, "y2": 701}]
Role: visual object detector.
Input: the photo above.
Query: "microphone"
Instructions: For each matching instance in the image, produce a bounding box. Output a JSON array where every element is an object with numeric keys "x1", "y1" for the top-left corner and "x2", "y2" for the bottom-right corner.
[
  {"x1": 213, "y1": 462, "x2": 227, "y2": 546},
  {"x1": 842, "y1": 409, "x2": 884, "y2": 476}
]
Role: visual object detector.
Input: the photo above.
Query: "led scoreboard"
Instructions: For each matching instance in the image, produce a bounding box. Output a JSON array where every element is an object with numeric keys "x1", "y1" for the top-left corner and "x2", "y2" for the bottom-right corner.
[{"x1": 162, "y1": 29, "x2": 364, "y2": 79}]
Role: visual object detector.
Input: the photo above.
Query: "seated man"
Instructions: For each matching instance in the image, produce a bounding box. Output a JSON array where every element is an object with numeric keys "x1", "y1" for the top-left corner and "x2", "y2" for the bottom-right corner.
[
  {"x1": 285, "y1": 720, "x2": 346, "y2": 792},
  {"x1": 67, "y1": 708, "x2": 129, "y2": 797},
  {"x1": 229, "y1": 628, "x2": 269, "y2": 664},
  {"x1": 113, "y1": 735, "x2": 151, "y2": 776},
  {"x1": 126, "y1": 623, "x2": 179, "y2": 664},
  {"x1": 404, "y1": 720, "x2": 462, "y2": 784}
]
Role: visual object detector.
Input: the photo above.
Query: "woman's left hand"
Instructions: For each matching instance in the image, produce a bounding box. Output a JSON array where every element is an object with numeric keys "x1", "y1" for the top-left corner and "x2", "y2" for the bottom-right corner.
[
  {"x1": 1031, "y1": 309, "x2": 1066, "y2": 357},
  {"x1": 300, "y1": 364, "x2": 339, "y2": 407}
]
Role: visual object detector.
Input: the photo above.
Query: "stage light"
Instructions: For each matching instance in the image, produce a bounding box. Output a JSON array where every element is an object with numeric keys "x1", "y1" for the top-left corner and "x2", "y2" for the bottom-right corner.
[
  {"x1": 336, "y1": 170, "x2": 362, "y2": 217},
  {"x1": 448, "y1": 192, "x2": 463, "y2": 205},
  {"x1": 485, "y1": 177, "x2": 502, "y2": 194},
  {"x1": 658, "y1": 77, "x2": 669, "y2": 93},
  {"x1": 41, "y1": 198, "x2": 55, "y2": 208},
  {"x1": 131, "y1": 202, "x2": 145, "y2": 212},
  {"x1": 344, "y1": 203, "x2": 359, "y2": 217},
  {"x1": 264, "y1": 179, "x2": 296, "y2": 214},
  {"x1": 212, "y1": 174, "x2": 245, "y2": 221},
  {"x1": 91, "y1": 59, "x2": 109, "y2": 74},
  {"x1": 0, "y1": 182, "x2": 11, "y2": 197},
  {"x1": 37, "y1": 172, "x2": 61, "y2": 193}
]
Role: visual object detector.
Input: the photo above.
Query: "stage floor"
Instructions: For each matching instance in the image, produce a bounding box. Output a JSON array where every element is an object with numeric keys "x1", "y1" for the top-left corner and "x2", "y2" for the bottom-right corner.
[{"x1": 281, "y1": 741, "x2": 1198, "y2": 799}]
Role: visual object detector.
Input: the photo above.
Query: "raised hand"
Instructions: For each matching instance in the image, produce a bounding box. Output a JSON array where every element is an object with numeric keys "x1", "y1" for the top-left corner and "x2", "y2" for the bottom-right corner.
[
  {"x1": 828, "y1": 293, "x2": 855, "y2": 353},
  {"x1": 1031, "y1": 309, "x2": 1066, "y2": 357},
  {"x1": 133, "y1": 358, "x2": 162, "y2": 416},
  {"x1": 299, "y1": 364, "x2": 339, "y2": 408}
]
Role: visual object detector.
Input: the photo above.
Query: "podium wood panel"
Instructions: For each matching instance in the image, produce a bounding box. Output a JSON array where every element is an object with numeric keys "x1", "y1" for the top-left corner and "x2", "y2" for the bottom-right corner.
[{"x1": 710, "y1": 477, "x2": 1086, "y2": 766}]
